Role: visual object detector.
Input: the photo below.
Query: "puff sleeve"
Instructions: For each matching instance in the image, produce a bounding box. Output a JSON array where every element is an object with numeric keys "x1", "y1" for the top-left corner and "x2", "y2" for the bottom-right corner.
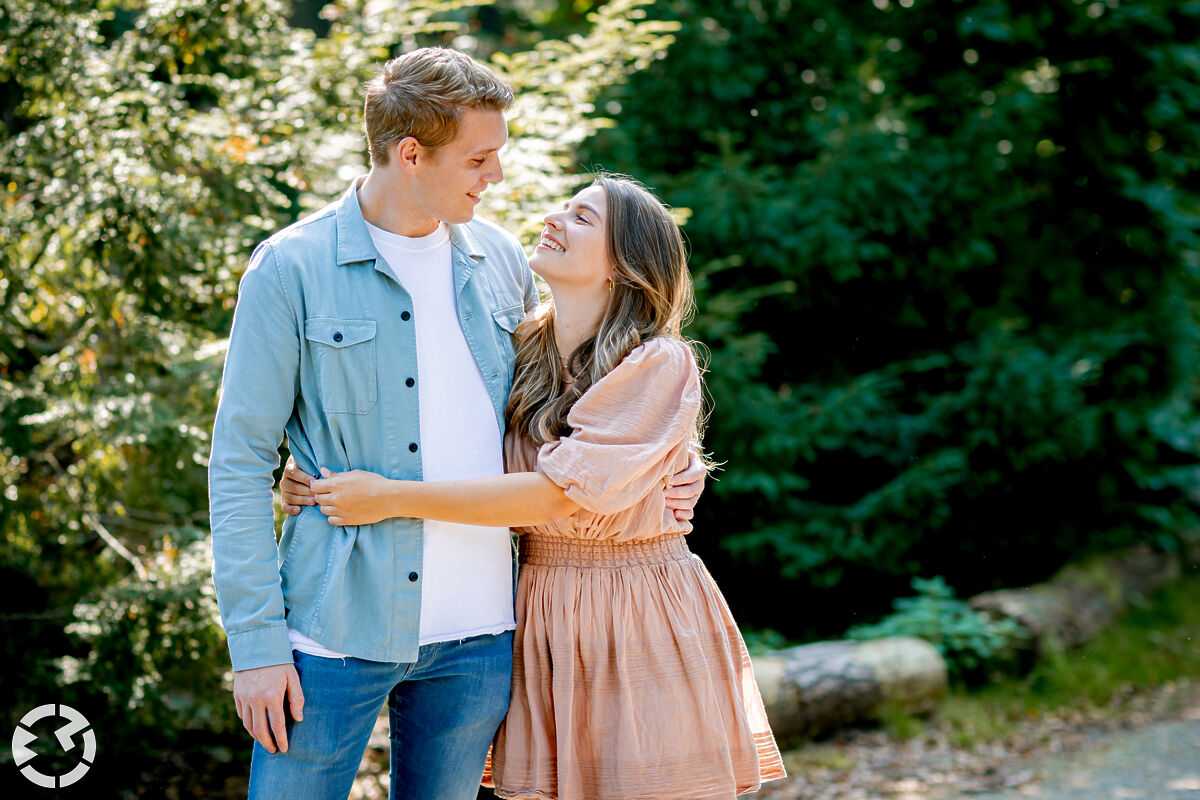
[{"x1": 536, "y1": 338, "x2": 702, "y2": 515}]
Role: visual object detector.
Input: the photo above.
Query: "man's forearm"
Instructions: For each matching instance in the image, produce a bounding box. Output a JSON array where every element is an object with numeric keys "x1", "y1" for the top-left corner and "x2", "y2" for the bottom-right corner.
[{"x1": 209, "y1": 429, "x2": 294, "y2": 670}]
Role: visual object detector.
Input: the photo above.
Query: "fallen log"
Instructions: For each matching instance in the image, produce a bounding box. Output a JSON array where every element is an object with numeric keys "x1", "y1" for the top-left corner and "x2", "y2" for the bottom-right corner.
[
  {"x1": 752, "y1": 539, "x2": 1199, "y2": 743},
  {"x1": 968, "y1": 544, "x2": 1185, "y2": 653},
  {"x1": 752, "y1": 636, "x2": 947, "y2": 741}
]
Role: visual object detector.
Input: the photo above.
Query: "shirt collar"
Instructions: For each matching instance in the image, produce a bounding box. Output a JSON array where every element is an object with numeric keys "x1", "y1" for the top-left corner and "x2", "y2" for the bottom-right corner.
[
  {"x1": 447, "y1": 221, "x2": 487, "y2": 262},
  {"x1": 334, "y1": 177, "x2": 379, "y2": 267},
  {"x1": 335, "y1": 176, "x2": 489, "y2": 265}
]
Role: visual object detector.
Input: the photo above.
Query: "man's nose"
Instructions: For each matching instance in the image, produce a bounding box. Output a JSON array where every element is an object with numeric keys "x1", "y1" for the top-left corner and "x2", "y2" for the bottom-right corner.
[{"x1": 485, "y1": 155, "x2": 503, "y2": 184}]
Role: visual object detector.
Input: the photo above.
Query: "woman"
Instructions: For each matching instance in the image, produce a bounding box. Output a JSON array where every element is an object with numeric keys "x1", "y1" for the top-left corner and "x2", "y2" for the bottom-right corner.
[{"x1": 283, "y1": 174, "x2": 784, "y2": 799}]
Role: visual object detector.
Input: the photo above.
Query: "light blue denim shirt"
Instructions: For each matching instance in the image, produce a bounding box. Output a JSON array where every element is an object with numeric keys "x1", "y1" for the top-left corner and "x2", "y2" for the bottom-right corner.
[{"x1": 209, "y1": 179, "x2": 538, "y2": 671}]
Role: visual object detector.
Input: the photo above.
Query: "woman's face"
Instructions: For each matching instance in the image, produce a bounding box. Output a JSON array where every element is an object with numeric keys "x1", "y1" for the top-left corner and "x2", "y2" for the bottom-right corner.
[{"x1": 529, "y1": 185, "x2": 612, "y2": 297}]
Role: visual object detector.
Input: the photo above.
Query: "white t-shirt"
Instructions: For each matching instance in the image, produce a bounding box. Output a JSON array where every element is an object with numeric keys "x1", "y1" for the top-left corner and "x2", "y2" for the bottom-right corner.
[{"x1": 288, "y1": 221, "x2": 516, "y2": 659}]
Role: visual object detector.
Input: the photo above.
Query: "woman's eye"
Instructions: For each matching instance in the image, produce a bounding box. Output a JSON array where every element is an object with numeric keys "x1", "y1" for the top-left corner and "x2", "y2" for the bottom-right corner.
[{"x1": 575, "y1": 215, "x2": 589, "y2": 224}]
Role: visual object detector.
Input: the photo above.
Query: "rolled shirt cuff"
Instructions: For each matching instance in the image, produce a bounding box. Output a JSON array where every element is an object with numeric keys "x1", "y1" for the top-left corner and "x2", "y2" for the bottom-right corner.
[{"x1": 226, "y1": 624, "x2": 294, "y2": 672}]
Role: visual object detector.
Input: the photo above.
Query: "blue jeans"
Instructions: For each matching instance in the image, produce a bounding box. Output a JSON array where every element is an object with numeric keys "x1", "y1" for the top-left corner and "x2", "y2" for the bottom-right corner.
[{"x1": 248, "y1": 631, "x2": 513, "y2": 800}]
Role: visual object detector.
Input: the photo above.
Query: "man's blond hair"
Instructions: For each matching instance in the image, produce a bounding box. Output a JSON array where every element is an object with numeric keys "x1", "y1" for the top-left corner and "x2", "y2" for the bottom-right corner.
[{"x1": 363, "y1": 47, "x2": 513, "y2": 166}]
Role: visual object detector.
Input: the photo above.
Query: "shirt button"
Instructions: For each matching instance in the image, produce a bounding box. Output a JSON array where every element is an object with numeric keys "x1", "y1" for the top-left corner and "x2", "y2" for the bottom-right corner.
[
  {"x1": 408, "y1": 442, "x2": 418, "y2": 452},
  {"x1": 405, "y1": 377, "x2": 415, "y2": 387},
  {"x1": 401, "y1": 311, "x2": 411, "y2": 321},
  {"x1": 408, "y1": 572, "x2": 419, "y2": 582},
  {"x1": 332, "y1": 331, "x2": 343, "y2": 342}
]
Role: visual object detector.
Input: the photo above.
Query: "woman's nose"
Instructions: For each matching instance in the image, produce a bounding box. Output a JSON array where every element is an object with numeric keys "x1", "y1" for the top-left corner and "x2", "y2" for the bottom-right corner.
[{"x1": 543, "y1": 213, "x2": 563, "y2": 229}]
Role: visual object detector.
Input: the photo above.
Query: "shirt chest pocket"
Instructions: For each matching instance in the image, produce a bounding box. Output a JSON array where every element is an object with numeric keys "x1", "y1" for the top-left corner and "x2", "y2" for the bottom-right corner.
[
  {"x1": 492, "y1": 304, "x2": 524, "y2": 368},
  {"x1": 304, "y1": 318, "x2": 377, "y2": 415}
]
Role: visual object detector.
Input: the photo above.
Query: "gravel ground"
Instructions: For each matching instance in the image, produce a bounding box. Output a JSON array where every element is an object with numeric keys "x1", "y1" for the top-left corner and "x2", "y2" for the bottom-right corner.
[
  {"x1": 957, "y1": 717, "x2": 1200, "y2": 800},
  {"x1": 751, "y1": 678, "x2": 1199, "y2": 800}
]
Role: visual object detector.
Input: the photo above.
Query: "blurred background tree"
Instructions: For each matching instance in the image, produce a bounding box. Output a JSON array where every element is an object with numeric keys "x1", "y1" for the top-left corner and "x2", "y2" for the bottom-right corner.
[
  {"x1": 2, "y1": 0, "x2": 1199, "y2": 793},
  {"x1": 579, "y1": 0, "x2": 1200, "y2": 637}
]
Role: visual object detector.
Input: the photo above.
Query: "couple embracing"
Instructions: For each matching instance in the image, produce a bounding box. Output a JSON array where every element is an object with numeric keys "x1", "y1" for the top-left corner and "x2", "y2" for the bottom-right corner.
[{"x1": 208, "y1": 47, "x2": 784, "y2": 800}]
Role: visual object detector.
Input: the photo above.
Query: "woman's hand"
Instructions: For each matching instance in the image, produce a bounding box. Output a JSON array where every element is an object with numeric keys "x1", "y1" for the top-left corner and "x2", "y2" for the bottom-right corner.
[
  {"x1": 665, "y1": 449, "x2": 707, "y2": 521},
  {"x1": 280, "y1": 457, "x2": 317, "y2": 515},
  {"x1": 309, "y1": 468, "x2": 398, "y2": 527}
]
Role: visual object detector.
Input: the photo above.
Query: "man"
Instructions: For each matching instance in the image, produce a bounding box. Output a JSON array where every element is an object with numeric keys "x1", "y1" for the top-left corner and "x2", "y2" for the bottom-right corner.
[{"x1": 209, "y1": 48, "x2": 701, "y2": 798}]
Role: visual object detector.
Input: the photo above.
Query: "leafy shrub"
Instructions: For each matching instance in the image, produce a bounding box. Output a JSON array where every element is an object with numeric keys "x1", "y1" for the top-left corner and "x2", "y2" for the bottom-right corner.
[
  {"x1": 739, "y1": 627, "x2": 795, "y2": 656},
  {"x1": 848, "y1": 577, "x2": 1028, "y2": 683},
  {"x1": 61, "y1": 535, "x2": 235, "y2": 746}
]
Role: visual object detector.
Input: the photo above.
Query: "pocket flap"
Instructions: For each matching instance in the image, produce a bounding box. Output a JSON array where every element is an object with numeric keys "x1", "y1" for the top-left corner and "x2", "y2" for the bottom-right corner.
[
  {"x1": 492, "y1": 304, "x2": 525, "y2": 334},
  {"x1": 305, "y1": 318, "x2": 377, "y2": 348}
]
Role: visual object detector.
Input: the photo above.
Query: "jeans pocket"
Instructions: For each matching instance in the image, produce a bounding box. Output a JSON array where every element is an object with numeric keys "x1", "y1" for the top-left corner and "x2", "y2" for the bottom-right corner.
[{"x1": 304, "y1": 318, "x2": 377, "y2": 414}]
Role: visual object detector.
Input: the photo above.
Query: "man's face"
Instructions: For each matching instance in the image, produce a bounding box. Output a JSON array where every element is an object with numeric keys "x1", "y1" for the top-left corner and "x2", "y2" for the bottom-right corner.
[{"x1": 411, "y1": 108, "x2": 507, "y2": 225}]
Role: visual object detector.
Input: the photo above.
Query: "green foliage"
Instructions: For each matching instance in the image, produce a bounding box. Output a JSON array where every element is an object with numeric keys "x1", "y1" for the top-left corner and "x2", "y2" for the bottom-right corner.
[
  {"x1": 2, "y1": 0, "x2": 316, "y2": 738},
  {"x1": 848, "y1": 577, "x2": 1028, "y2": 683},
  {"x1": 1018, "y1": 569, "x2": 1200, "y2": 705},
  {"x1": 475, "y1": 0, "x2": 679, "y2": 241},
  {"x1": 62, "y1": 535, "x2": 234, "y2": 743},
  {"x1": 876, "y1": 699, "x2": 926, "y2": 742},
  {"x1": 580, "y1": 0, "x2": 1200, "y2": 631},
  {"x1": 938, "y1": 567, "x2": 1200, "y2": 746},
  {"x1": 739, "y1": 626, "x2": 795, "y2": 656}
]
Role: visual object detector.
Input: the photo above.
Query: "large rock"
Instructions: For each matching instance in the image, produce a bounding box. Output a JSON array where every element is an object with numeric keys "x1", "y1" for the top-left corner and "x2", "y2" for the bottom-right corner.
[{"x1": 752, "y1": 636, "x2": 947, "y2": 741}]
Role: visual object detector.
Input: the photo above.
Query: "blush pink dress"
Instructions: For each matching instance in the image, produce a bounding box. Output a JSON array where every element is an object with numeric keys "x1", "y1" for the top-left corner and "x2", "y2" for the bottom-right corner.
[{"x1": 484, "y1": 337, "x2": 785, "y2": 800}]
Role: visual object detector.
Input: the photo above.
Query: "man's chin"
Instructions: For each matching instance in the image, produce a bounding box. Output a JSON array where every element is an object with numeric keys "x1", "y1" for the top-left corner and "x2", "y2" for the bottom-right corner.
[{"x1": 445, "y1": 210, "x2": 475, "y2": 224}]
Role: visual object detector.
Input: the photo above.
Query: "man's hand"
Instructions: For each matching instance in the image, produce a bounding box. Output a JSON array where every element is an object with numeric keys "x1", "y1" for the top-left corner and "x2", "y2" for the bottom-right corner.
[
  {"x1": 665, "y1": 449, "x2": 707, "y2": 521},
  {"x1": 310, "y1": 468, "x2": 396, "y2": 527},
  {"x1": 233, "y1": 663, "x2": 304, "y2": 754},
  {"x1": 280, "y1": 457, "x2": 316, "y2": 515}
]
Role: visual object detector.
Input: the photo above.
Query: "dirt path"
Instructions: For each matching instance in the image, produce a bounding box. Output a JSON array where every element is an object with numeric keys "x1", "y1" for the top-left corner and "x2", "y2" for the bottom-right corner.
[
  {"x1": 960, "y1": 716, "x2": 1200, "y2": 800},
  {"x1": 753, "y1": 678, "x2": 1199, "y2": 800}
]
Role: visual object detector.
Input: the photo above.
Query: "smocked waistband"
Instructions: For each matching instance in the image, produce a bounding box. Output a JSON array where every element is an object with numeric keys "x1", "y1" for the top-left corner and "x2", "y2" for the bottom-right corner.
[{"x1": 519, "y1": 533, "x2": 693, "y2": 568}]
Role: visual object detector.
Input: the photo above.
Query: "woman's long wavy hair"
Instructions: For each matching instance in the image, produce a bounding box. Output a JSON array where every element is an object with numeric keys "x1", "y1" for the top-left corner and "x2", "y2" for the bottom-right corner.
[{"x1": 506, "y1": 173, "x2": 706, "y2": 450}]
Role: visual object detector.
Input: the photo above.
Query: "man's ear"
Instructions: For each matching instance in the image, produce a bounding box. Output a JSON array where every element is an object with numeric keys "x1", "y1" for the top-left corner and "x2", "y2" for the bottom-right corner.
[{"x1": 394, "y1": 136, "x2": 421, "y2": 170}]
